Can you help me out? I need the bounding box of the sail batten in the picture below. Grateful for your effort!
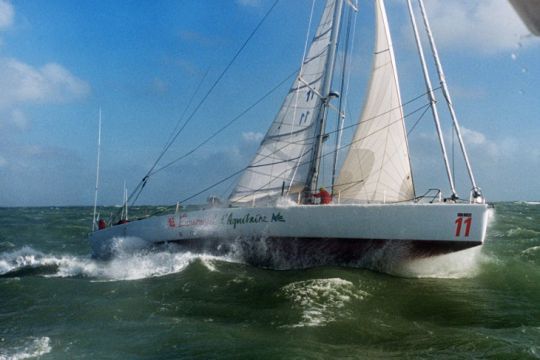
[229,0,340,205]
[335,0,414,203]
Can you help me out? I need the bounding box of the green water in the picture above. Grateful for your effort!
[1,203,539,359]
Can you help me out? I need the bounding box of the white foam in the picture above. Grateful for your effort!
[281,278,369,327]
[63,251,232,281]
[0,337,51,360]
[0,246,231,281]
[200,257,218,272]
[391,247,490,279]
[0,246,61,275]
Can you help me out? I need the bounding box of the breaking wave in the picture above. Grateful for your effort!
[0,337,51,360]
[0,246,231,281]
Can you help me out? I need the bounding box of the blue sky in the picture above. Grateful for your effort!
[0,0,538,206]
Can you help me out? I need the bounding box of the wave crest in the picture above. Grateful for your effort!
[0,246,230,281]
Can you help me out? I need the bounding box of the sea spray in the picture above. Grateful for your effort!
[275,197,298,208]
[389,247,489,279]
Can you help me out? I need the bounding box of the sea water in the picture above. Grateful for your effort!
[0,203,539,359]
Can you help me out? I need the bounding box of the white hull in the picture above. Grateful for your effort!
[89,202,489,268]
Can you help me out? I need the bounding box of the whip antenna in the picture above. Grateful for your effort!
[92,108,102,231]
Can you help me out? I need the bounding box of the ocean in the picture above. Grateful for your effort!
[0,202,539,359]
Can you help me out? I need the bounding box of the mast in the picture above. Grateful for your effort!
[229,0,343,205]
[123,181,128,221]
[92,108,102,231]
[331,2,357,196]
[306,0,344,196]
[416,0,481,199]
[406,0,457,199]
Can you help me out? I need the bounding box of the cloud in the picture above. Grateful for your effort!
[0,0,14,30]
[459,126,504,160]
[450,126,505,160]
[0,58,90,108]
[406,124,538,200]
[242,131,264,143]
[421,0,536,54]
[460,127,486,146]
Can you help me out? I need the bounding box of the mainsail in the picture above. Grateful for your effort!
[229,0,339,204]
[335,0,414,203]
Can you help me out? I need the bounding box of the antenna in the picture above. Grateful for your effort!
[123,180,128,221]
[92,108,102,231]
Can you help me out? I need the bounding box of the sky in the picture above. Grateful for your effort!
[0,0,538,206]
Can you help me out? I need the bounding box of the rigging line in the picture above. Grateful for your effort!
[331,104,431,155]
[249,86,439,167]
[286,0,317,195]
[130,0,280,206]
[250,84,440,167]
[407,103,431,136]
[289,0,316,146]
[238,105,429,204]
[178,168,246,205]
[135,38,437,211]
[127,68,211,208]
[247,150,309,169]
[168,91,433,207]
[230,104,431,204]
[162,67,211,153]
[158,0,280,156]
[452,121,455,186]
[248,100,432,170]
[324,110,431,193]
[150,68,297,177]
[337,109,430,197]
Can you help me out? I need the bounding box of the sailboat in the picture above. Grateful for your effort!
[90,0,489,268]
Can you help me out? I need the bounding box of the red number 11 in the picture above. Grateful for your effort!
[455,215,472,237]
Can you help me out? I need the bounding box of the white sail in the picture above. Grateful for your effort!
[335,0,414,203]
[229,0,338,205]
